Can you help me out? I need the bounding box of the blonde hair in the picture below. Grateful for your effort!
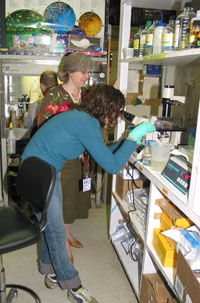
[57,53,92,83]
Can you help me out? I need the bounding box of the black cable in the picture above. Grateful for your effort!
[120,236,138,262]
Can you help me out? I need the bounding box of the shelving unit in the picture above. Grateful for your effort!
[110,0,200,301]
[121,48,200,66]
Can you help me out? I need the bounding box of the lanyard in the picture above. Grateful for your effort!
[80,151,90,178]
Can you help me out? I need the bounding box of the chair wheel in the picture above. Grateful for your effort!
[13,289,18,298]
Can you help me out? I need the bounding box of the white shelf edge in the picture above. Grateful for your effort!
[120,48,200,67]
[146,243,176,292]
[111,236,140,298]
[113,191,145,242]
[129,156,200,226]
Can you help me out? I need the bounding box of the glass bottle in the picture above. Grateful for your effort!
[189,10,200,48]
[133,25,144,57]
[162,15,176,52]
[174,2,196,49]
[139,21,152,57]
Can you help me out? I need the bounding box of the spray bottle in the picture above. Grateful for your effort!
[7,122,16,154]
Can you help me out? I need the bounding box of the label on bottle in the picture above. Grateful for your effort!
[146,33,153,47]
[7,137,16,154]
[180,17,190,48]
[134,39,139,50]
[189,34,195,46]
[174,23,181,48]
[163,33,174,50]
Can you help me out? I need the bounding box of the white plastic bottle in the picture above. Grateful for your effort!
[139,21,152,57]
[7,122,16,154]
[145,20,158,56]
[153,22,167,55]
[174,2,196,49]
[162,16,176,52]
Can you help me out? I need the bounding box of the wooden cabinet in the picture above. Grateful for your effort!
[110,0,200,300]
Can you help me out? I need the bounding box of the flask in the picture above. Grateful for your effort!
[145,20,158,56]
[162,15,176,51]
[153,22,166,55]
[7,122,16,154]
[133,26,144,57]
[174,2,196,49]
[189,10,200,48]
[139,21,152,57]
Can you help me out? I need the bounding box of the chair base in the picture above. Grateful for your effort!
[6,284,41,303]
[0,284,41,303]
[0,256,41,303]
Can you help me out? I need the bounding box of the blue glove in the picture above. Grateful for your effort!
[128,122,156,145]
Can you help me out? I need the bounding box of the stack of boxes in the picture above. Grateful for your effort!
[152,198,193,268]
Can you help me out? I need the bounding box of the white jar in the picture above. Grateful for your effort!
[153,22,166,55]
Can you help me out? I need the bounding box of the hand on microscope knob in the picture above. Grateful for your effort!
[128,122,156,145]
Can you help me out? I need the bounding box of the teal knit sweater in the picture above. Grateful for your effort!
[22,109,137,174]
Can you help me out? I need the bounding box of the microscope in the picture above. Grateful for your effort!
[155,85,186,145]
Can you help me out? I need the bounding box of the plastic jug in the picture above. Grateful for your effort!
[150,141,172,172]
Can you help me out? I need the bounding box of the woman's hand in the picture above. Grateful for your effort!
[128,122,156,145]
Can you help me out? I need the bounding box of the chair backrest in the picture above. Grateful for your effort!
[16,156,56,230]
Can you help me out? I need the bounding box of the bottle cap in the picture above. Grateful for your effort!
[146,20,152,27]
[156,22,167,27]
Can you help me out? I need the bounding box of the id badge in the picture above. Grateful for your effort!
[79,177,91,192]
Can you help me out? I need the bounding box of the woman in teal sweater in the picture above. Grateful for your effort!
[22,84,155,303]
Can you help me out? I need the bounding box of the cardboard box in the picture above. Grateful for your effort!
[115,174,144,200]
[175,250,200,303]
[140,273,177,303]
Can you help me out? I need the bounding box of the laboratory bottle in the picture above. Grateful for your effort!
[162,16,176,51]
[139,21,152,57]
[133,26,144,57]
[153,22,167,55]
[189,10,200,48]
[128,36,134,48]
[145,20,158,56]
[7,122,16,155]
[174,2,196,49]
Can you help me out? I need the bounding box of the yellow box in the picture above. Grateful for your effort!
[160,212,174,230]
[156,198,193,229]
[152,228,177,267]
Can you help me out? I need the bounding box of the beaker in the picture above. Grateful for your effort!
[150,141,172,172]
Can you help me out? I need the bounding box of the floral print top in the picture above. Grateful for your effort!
[37,84,89,126]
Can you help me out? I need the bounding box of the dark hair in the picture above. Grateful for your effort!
[40,71,58,86]
[40,71,58,95]
[78,84,125,127]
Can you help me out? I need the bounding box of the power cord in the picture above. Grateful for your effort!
[120,236,138,262]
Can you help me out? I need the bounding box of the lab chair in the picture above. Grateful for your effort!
[0,156,56,303]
